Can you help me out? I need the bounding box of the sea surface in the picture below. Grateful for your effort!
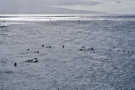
[0,15,135,90]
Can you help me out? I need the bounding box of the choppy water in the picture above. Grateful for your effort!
[0,16,135,90]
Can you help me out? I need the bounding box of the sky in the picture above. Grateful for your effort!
[0,0,135,15]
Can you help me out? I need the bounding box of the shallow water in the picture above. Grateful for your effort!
[0,18,135,90]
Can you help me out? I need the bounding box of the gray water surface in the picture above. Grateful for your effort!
[0,19,135,90]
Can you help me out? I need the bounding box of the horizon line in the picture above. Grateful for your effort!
[0,13,135,17]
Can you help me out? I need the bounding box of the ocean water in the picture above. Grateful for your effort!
[0,15,135,90]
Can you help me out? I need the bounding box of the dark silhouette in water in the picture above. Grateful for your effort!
[26,48,30,51]
[34,51,40,54]
[41,44,45,47]
[79,46,95,53]
[0,26,7,28]
[79,48,84,51]
[89,47,95,51]
[62,45,64,48]
[14,62,17,67]
[0,25,8,28]
[88,47,95,53]
[25,58,38,63]
[79,46,86,51]
[0,22,8,28]
[46,46,52,48]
